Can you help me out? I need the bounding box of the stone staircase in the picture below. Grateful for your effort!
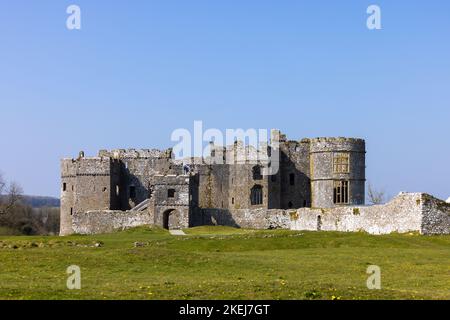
[130,199,150,212]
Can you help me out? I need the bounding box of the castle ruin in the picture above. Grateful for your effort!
[60,131,450,236]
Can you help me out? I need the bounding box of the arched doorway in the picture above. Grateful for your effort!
[162,209,178,230]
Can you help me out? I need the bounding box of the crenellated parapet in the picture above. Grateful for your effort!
[310,137,365,154]
[98,148,173,159]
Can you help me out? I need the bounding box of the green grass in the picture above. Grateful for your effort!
[0,226,449,300]
[0,226,21,236]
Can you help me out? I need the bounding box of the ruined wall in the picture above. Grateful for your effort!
[193,208,290,229]
[228,163,270,209]
[72,210,153,235]
[67,192,449,235]
[195,134,313,211]
[280,139,311,209]
[421,194,450,235]
[291,193,423,234]
[195,164,230,209]
[195,193,449,235]
[99,148,179,210]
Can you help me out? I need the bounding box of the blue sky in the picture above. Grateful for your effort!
[0,0,449,199]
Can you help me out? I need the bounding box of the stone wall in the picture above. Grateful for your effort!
[421,194,450,235]
[193,208,290,229]
[72,210,153,235]
[195,193,449,235]
[291,193,423,234]
[67,192,449,235]
[279,139,311,209]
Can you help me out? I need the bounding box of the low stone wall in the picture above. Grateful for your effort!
[198,193,450,235]
[69,193,450,235]
[291,193,423,234]
[194,208,291,229]
[72,210,153,235]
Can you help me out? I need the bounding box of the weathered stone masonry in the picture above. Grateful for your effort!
[60,132,449,235]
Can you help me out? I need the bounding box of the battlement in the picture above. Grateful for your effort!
[310,137,365,153]
[61,157,116,177]
[98,148,173,159]
[310,137,365,143]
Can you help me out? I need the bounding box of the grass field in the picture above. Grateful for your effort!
[0,226,449,300]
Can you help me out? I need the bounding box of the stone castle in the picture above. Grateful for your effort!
[60,131,450,236]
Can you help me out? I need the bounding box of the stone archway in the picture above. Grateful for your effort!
[162,209,181,230]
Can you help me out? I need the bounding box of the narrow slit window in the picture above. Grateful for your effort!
[129,186,136,199]
[289,173,295,186]
[168,189,176,198]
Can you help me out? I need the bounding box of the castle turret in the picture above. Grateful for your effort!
[60,156,121,235]
[310,137,366,208]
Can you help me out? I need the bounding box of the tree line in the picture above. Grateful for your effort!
[0,172,59,235]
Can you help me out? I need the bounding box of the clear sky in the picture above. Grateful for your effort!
[0,0,449,199]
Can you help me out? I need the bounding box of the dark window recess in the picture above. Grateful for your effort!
[70,208,73,216]
[271,174,277,182]
[251,185,263,205]
[303,200,307,207]
[232,198,235,204]
[63,183,67,192]
[168,189,176,198]
[289,173,295,186]
[333,180,349,204]
[129,186,136,199]
[288,201,293,208]
[252,166,262,180]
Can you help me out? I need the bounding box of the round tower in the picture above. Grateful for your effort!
[60,159,77,236]
[310,137,366,208]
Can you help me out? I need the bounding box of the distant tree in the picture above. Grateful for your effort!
[0,172,59,235]
[368,183,385,205]
[0,172,23,215]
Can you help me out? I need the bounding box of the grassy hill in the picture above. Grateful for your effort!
[0,226,449,300]
[0,195,60,208]
[19,195,60,208]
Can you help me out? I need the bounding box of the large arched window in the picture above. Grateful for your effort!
[251,185,263,205]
